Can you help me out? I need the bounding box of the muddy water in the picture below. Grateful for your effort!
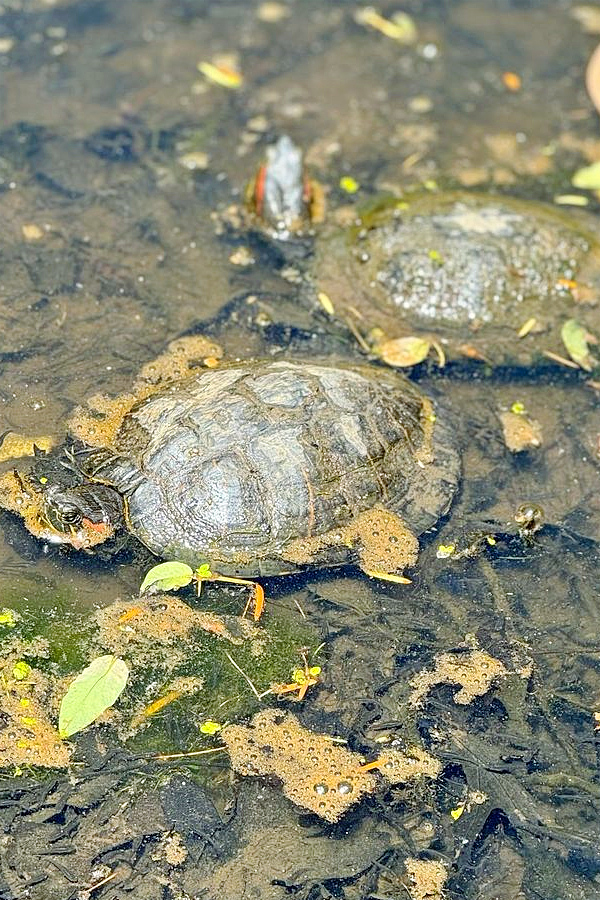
[1,1,600,898]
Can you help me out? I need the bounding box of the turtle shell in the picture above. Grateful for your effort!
[105,359,459,576]
[315,191,600,369]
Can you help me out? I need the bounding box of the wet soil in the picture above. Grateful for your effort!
[1,0,600,898]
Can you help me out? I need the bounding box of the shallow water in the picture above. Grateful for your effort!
[1,1,600,898]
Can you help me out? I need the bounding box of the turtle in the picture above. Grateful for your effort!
[243,137,600,371]
[0,337,460,587]
[313,189,600,369]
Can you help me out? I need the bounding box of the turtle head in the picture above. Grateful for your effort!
[39,482,125,549]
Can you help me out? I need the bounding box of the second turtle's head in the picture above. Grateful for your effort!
[249,135,317,236]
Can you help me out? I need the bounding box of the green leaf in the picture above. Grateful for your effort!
[195,563,213,580]
[561,318,598,371]
[59,655,129,738]
[572,161,600,190]
[139,561,194,594]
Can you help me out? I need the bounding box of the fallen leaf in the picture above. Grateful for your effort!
[59,656,129,738]
[376,336,431,367]
[502,71,521,92]
[140,561,194,594]
[354,7,417,43]
[561,318,598,371]
[197,60,243,89]
[554,193,589,206]
[572,160,600,189]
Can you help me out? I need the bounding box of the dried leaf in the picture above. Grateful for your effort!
[140,561,194,594]
[376,336,431,367]
[59,656,129,738]
[561,318,598,371]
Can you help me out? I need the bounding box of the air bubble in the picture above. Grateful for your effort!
[337,781,353,795]
[314,783,328,795]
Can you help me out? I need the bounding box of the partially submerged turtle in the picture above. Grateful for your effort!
[315,190,600,369]
[245,139,600,369]
[0,337,459,583]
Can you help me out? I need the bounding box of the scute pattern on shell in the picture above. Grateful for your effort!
[106,359,459,576]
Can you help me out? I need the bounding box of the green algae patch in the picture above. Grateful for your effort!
[0,584,321,768]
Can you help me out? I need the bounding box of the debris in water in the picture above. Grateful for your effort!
[499,407,543,452]
[409,639,509,706]
[223,709,377,821]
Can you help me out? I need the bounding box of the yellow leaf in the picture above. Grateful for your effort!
[572,161,600,190]
[197,61,243,89]
[339,175,360,194]
[364,570,412,584]
[200,720,222,735]
[436,544,456,559]
[450,804,465,820]
[317,291,335,315]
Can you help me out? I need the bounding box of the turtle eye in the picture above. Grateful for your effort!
[57,504,83,527]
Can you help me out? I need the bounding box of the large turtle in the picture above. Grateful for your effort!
[0,338,459,584]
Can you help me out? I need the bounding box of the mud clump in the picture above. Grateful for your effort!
[222,710,442,822]
[222,709,377,822]
[95,595,255,661]
[69,335,223,449]
[410,640,509,706]
[283,507,419,574]
[379,746,442,783]
[499,409,543,452]
[0,653,70,769]
[404,858,448,900]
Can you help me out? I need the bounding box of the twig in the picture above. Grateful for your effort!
[224,651,262,699]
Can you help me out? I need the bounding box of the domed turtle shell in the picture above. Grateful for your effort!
[93,359,459,577]
[315,191,600,369]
